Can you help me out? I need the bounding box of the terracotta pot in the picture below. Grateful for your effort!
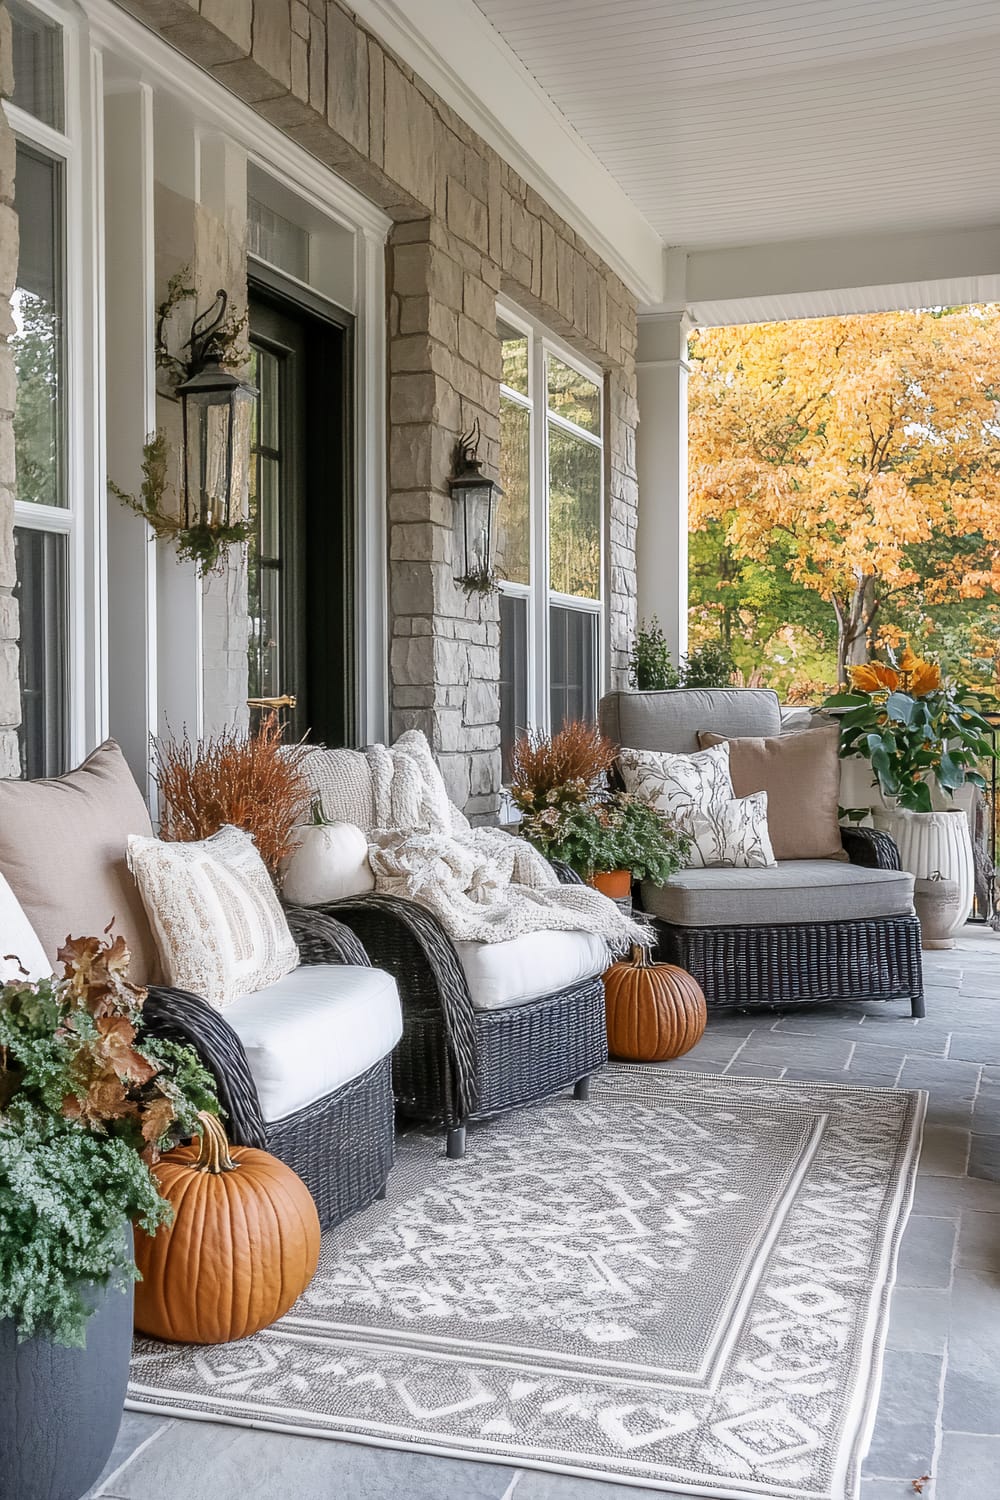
[588,868,632,900]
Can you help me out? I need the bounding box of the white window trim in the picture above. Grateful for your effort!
[8,0,104,770]
[497,296,605,741]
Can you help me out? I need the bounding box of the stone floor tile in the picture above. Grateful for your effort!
[955,1210,1000,1273]
[913,1172,1000,1215]
[918,1124,970,1176]
[861,1350,942,1481]
[885,1287,950,1354]
[947,1034,1000,1066]
[942,1364,1000,1434]
[933,1432,1000,1500]
[737,1033,857,1068]
[721,1061,787,1079]
[84,1414,171,1499]
[896,1057,982,1099]
[968,1133,1000,1182]
[860,1480,933,1499]
[896,1215,957,1289]
[921,1096,975,1130]
[99,1421,518,1500]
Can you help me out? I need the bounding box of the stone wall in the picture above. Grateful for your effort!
[0,5,21,777]
[123,1,641,810]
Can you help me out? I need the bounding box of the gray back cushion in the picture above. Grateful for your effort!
[599,689,782,753]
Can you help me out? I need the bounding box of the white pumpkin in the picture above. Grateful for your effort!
[280,821,375,906]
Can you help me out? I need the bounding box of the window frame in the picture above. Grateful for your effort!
[496,297,606,753]
[8,0,103,772]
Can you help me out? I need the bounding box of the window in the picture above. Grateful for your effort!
[496,309,604,775]
[10,3,74,776]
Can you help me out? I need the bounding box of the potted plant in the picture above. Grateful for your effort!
[822,644,999,937]
[0,931,218,1500]
[519,791,690,899]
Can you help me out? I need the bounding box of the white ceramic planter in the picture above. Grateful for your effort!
[875,807,974,939]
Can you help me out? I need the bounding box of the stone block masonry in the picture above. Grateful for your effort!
[0,4,21,776]
[120,2,640,812]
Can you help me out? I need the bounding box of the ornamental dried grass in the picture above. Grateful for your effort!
[152,712,308,876]
[509,720,617,814]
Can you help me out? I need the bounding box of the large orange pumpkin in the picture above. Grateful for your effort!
[134,1112,321,1344]
[604,947,707,1062]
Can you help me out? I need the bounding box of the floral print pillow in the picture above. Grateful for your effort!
[618,743,776,869]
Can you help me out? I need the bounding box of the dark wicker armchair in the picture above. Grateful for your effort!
[600,688,924,1019]
[140,907,396,1228]
[645,824,924,1015]
[319,863,608,1159]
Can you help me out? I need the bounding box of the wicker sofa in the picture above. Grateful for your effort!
[292,747,609,1159]
[599,688,925,1017]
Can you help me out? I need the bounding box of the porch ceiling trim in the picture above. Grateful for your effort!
[348,0,665,304]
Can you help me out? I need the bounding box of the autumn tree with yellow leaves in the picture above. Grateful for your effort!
[688,307,1000,684]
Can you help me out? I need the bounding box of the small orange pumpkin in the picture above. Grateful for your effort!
[134,1112,321,1344]
[604,947,707,1062]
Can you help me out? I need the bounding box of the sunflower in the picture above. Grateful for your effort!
[907,659,942,696]
[848,662,900,693]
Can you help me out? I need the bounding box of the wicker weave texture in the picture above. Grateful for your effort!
[653,913,924,1014]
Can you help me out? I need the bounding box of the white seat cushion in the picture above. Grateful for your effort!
[455,930,609,1012]
[224,964,402,1123]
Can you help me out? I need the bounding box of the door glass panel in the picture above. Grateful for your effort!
[256,347,280,453]
[258,456,280,559]
[499,319,528,396]
[10,1,64,132]
[14,527,68,777]
[549,605,597,733]
[499,592,528,781]
[546,354,601,434]
[497,395,530,587]
[258,565,280,699]
[12,141,65,508]
[548,422,601,599]
[248,339,283,703]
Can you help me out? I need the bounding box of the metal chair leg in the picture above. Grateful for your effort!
[574,1075,591,1102]
[446,1123,467,1159]
[911,992,926,1019]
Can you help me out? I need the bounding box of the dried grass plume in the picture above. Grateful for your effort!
[152,712,308,877]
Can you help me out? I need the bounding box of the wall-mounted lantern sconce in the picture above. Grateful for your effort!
[175,289,257,532]
[449,418,503,596]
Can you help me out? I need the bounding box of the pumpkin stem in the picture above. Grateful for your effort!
[193,1110,239,1173]
[632,944,653,968]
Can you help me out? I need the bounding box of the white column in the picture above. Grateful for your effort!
[635,310,694,668]
[103,82,158,806]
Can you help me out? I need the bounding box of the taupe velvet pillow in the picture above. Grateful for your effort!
[697,726,845,862]
[0,740,162,983]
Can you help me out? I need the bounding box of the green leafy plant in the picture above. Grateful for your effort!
[628,621,735,690]
[681,640,736,688]
[0,931,218,1345]
[822,644,999,812]
[521,792,689,883]
[628,617,680,691]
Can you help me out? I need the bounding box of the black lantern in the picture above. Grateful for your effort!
[449,419,502,594]
[175,289,256,530]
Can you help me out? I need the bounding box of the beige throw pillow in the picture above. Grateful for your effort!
[0,740,161,983]
[128,825,299,1009]
[697,727,845,861]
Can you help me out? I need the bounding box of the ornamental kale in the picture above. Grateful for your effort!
[521,791,690,884]
[0,931,218,1345]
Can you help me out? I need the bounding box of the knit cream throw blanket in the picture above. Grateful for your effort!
[363,732,649,951]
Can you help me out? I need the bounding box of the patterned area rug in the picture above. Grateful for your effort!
[128,1067,925,1500]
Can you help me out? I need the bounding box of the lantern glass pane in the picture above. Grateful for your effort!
[497,395,530,586]
[548,422,600,599]
[459,482,494,578]
[229,387,255,524]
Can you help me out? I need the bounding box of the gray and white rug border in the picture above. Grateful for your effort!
[127,1067,928,1500]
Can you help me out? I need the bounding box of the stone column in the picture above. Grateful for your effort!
[635,310,694,668]
[0,4,21,777]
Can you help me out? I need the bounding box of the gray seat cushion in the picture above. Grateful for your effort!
[600,688,781,754]
[641,860,915,928]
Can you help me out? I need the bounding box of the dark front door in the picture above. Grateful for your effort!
[247,276,354,746]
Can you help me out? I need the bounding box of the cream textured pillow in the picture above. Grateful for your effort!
[128,826,299,1009]
[618,743,776,869]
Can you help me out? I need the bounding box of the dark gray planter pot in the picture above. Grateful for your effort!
[0,1234,133,1500]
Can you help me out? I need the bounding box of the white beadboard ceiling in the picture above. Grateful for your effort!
[471,0,1000,253]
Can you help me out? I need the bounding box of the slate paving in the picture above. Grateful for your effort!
[88,929,1000,1500]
